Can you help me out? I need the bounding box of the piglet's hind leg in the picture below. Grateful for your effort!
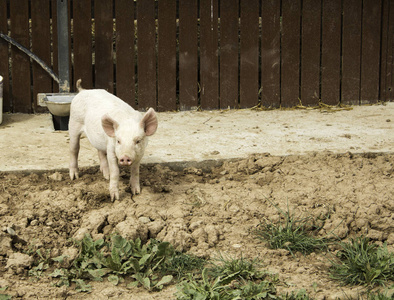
[69,122,82,180]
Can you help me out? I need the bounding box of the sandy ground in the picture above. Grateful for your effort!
[0,103,394,172]
[0,104,393,299]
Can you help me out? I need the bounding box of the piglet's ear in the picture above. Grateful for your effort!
[141,108,158,136]
[102,114,119,137]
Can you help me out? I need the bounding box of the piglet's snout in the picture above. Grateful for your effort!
[119,155,133,166]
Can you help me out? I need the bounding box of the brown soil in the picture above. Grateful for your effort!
[0,152,393,299]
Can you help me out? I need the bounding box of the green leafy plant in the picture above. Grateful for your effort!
[255,201,332,255]
[0,287,12,300]
[47,234,175,291]
[28,248,51,278]
[330,236,394,287]
[230,279,278,299]
[176,268,236,300]
[280,289,311,300]
[73,234,175,290]
[176,255,278,300]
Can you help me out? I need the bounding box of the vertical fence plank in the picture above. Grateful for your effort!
[0,0,10,112]
[219,0,238,109]
[178,0,198,110]
[73,0,93,89]
[51,0,59,93]
[137,0,156,110]
[10,0,31,113]
[115,0,135,106]
[379,0,389,102]
[31,0,52,112]
[321,0,341,105]
[342,0,362,105]
[300,0,321,106]
[360,0,382,103]
[261,0,280,108]
[386,0,394,101]
[158,0,176,111]
[95,0,114,92]
[239,0,259,108]
[200,0,219,109]
[281,0,301,107]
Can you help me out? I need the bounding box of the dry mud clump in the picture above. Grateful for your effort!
[0,152,393,299]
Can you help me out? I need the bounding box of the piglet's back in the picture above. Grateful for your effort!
[71,89,140,123]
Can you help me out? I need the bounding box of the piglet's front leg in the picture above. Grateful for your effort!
[130,162,141,195]
[107,151,120,201]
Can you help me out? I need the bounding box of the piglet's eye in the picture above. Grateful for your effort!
[117,139,121,145]
[136,139,141,144]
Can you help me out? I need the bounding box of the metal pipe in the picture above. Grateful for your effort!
[0,33,59,83]
[57,0,70,92]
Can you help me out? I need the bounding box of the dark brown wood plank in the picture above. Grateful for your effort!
[115,0,135,106]
[178,0,198,110]
[10,0,31,113]
[199,0,219,110]
[321,0,341,105]
[219,0,238,109]
[31,0,52,112]
[386,0,394,101]
[157,0,176,111]
[95,0,114,92]
[360,0,382,103]
[281,0,301,107]
[341,0,362,105]
[51,0,59,93]
[0,0,10,112]
[73,0,93,90]
[379,0,389,101]
[137,0,156,110]
[239,0,259,108]
[300,0,321,106]
[261,0,280,108]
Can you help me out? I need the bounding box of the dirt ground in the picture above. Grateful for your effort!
[1,151,393,299]
[0,104,394,299]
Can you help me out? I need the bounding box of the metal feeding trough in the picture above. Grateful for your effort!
[38,93,76,117]
[38,93,76,131]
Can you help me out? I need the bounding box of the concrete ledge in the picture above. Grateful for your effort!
[1,103,393,172]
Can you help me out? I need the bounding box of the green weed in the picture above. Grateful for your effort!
[330,236,394,287]
[176,255,278,300]
[0,287,11,300]
[255,201,332,255]
[280,289,311,300]
[46,234,175,291]
[367,288,394,300]
[160,251,207,280]
[28,248,51,278]
[208,253,266,281]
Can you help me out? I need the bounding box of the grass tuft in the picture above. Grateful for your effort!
[330,236,394,287]
[208,253,267,281]
[160,251,207,280]
[255,201,333,255]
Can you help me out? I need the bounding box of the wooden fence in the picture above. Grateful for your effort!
[0,0,393,113]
